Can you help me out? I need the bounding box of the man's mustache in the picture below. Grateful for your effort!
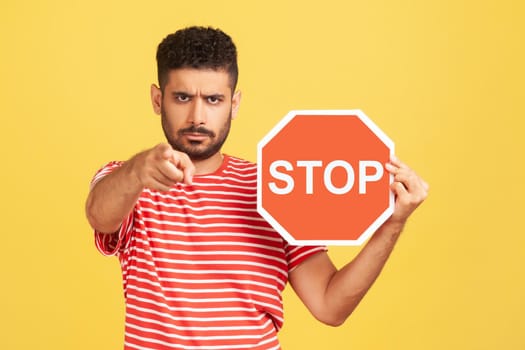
[178,126,216,138]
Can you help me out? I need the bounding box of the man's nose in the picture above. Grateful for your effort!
[189,99,206,125]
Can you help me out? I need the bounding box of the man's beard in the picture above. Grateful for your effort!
[161,108,232,161]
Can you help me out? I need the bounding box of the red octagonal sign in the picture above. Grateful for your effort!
[257,110,395,246]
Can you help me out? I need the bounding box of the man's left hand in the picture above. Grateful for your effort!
[383,156,429,231]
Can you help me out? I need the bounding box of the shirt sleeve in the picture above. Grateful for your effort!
[90,161,134,257]
[285,244,327,272]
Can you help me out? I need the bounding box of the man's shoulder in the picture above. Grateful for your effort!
[224,155,257,171]
[221,154,258,181]
[90,160,125,187]
[226,154,256,167]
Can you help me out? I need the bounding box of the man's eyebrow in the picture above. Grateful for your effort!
[172,91,194,97]
[171,92,225,99]
[204,93,226,99]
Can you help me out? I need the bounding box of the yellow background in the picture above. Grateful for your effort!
[1,0,524,349]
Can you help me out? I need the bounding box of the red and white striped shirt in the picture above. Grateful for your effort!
[92,155,325,350]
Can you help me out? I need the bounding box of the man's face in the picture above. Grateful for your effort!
[154,68,240,161]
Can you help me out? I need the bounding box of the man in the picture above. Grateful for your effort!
[86,26,428,350]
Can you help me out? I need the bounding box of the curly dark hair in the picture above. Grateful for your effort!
[156,26,238,92]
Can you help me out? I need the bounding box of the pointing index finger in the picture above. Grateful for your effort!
[175,152,195,185]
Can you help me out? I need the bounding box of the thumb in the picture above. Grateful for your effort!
[157,143,173,160]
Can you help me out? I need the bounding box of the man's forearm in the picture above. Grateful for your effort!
[85,161,143,234]
[324,222,404,325]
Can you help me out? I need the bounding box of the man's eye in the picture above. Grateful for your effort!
[207,96,221,104]
[177,95,190,102]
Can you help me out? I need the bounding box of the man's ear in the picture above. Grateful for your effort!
[231,90,242,120]
[150,84,162,115]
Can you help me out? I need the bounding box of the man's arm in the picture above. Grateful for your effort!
[85,143,195,234]
[289,156,428,326]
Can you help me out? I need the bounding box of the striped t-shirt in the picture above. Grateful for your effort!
[92,155,325,350]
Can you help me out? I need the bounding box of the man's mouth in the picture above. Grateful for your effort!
[184,132,209,142]
[179,126,215,140]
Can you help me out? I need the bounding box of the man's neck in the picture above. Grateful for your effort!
[192,152,224,175]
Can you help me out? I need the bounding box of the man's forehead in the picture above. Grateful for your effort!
[165,68,232,93]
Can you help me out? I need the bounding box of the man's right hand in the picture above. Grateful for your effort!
[86,143,195,234]
[129,143,195,191]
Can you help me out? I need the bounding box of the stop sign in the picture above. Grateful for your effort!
[257,110,395,246]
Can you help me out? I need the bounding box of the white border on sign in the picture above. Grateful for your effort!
[257,109,395,246]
